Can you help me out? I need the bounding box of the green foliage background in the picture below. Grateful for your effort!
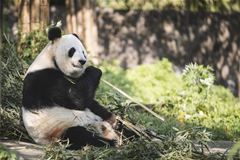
[98,59,181,104]
[98,60,240,142]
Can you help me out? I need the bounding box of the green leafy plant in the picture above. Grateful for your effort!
[40,140,78,160]
[97,91,136,120]
[0,145,18,160]
[156,63,240,141]
[181,63,215,113]
[98,58,182,104]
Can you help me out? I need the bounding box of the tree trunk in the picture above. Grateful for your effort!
[66,0,98,64]
[18,0,31,34]
[18,0,49,55]
[81,0,98,64]
[76,0,83,41]
[66,0,73,33]
[40,0,50,26]
[0,0,2,106]
[30,0,40,30]
[18,0,31,55]
[70,0,77,33]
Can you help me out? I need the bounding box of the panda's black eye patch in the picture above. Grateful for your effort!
[68,47,76,57]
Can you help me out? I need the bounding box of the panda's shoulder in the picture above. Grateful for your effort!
[85,66,102,77]
[85,66,101,72]
[25,68,63,83]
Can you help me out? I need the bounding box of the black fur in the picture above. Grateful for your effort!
[68,47,76,57]
[22,66,112,121]
[72,33,80,39]
[48,27,62,41]
[62,126,117,149]
[115,121,139,141]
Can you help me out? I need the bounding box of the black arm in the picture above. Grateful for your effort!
[73,66,113,120]
[87,100,112,120]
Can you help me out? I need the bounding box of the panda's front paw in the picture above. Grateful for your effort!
[107,114,121,129]
[108,139,119,147]
[107,114,116,125]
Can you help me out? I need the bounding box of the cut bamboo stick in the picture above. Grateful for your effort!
[101,78,165,121]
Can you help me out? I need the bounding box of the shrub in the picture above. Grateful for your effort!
[98,58,182,104]
[0,145,17,160]
[155,63,240,141]
[98,61,240,141]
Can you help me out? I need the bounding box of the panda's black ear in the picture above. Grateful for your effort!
[48,27,62,41]
[72,33,80,40]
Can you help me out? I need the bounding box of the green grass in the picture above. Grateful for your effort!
[1,35,31,142]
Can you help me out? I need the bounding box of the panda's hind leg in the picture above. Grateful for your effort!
[62,126,117,150]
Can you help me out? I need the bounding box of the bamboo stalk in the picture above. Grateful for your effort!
[100,78,165,121]
[116,116,151,139]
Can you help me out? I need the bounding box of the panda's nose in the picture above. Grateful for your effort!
[79,60,86,65]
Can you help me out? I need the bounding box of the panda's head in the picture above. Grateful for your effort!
[48,27,88,78]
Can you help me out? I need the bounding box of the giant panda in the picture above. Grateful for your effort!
[22,27,135,150]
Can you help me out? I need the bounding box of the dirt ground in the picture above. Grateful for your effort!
[0,139,236,160]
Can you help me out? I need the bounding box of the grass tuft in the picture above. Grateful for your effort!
[1,34,31,142]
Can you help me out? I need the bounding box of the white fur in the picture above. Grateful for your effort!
[26,42,55,75]
[26,34,88,78]
[22,107,118,145]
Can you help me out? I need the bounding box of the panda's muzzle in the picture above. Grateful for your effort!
[79,60,86,65]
